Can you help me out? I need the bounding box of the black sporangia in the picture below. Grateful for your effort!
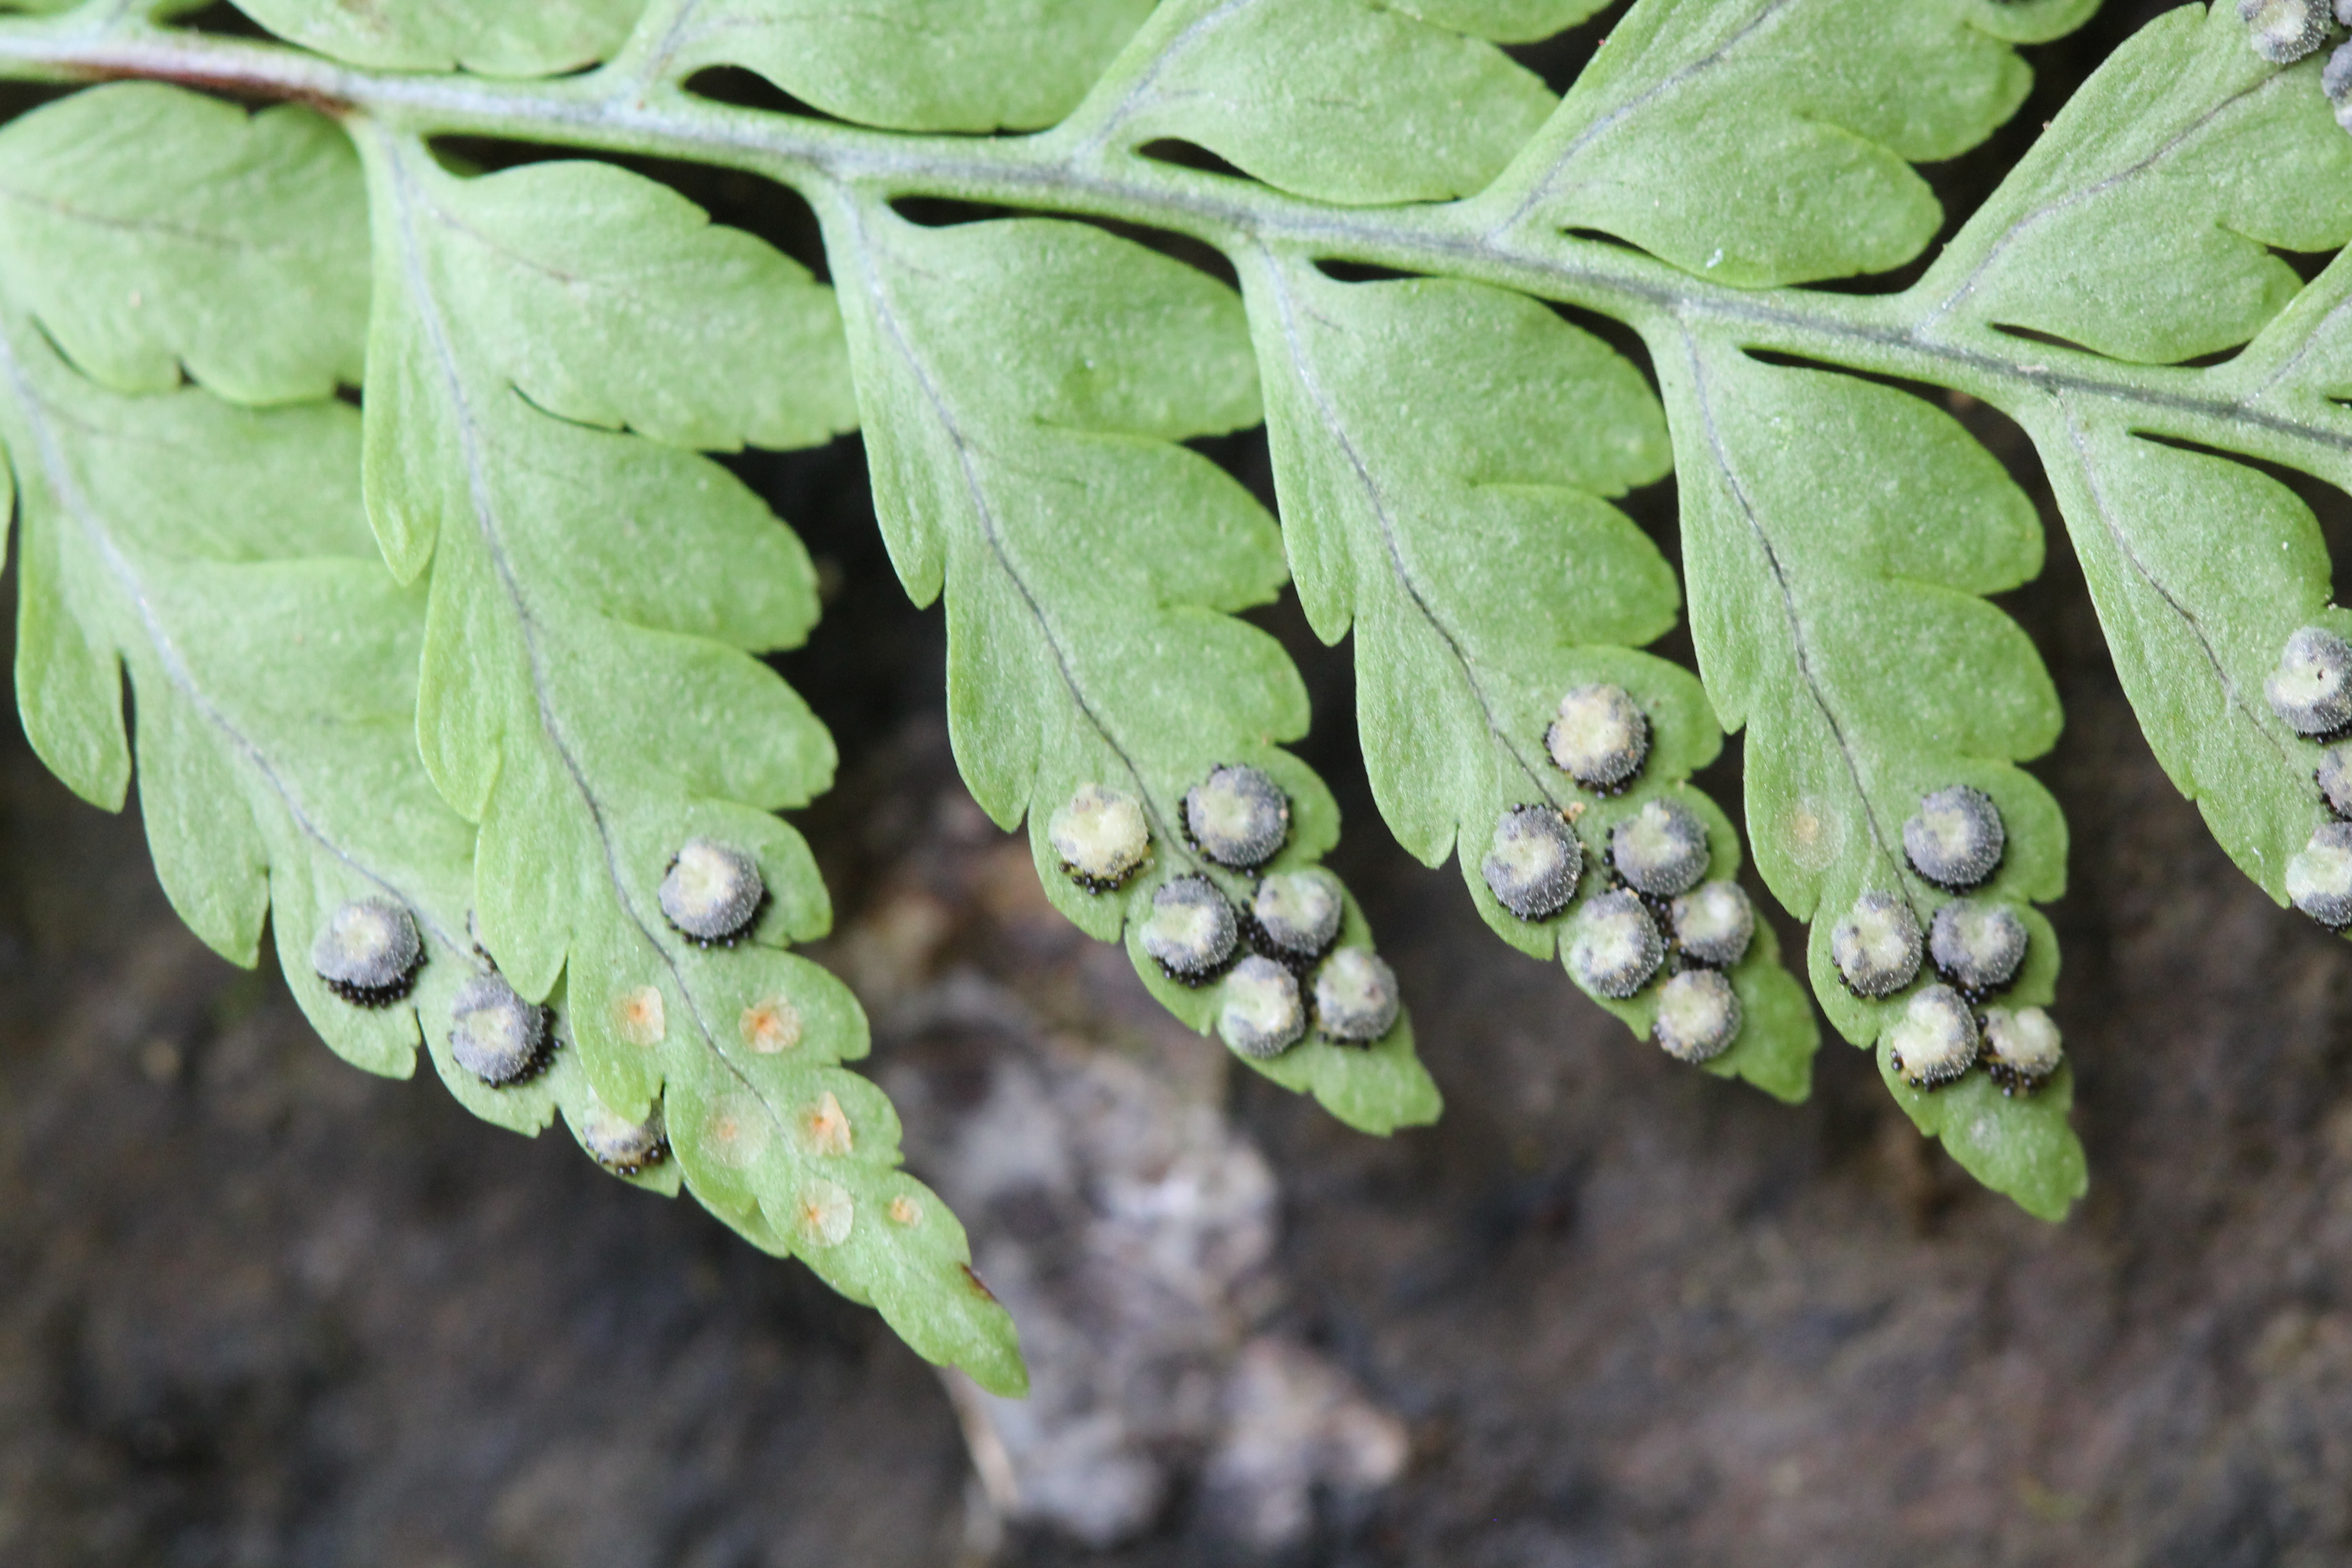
[1669,881,1754,968]
[1609,798,1709,898]
[658,837,765,946]
[1981,1006,2065,1096]
[1544,682,1649,793]
[1482,804,1583,922]
[1886,984,1980,1090]
[1903,786,2005,892]
[311,897,423,1006]
[1653,968,1741,1064]
[1141,873,1239,981]
[2326,38,2352,121]
[448,973,553,1086]
[1048,782,1151,891]
[1251,868,1343,960]
[1567,889,1665,999]
[2317,743,2352,818]
[2241,0,2332,62]
[1312,948,1401,1043]
[576,1099,670,1175]
[2266,625,2352,738]
[2288,820,2352,928]
[1928,899,2028,996]
[1832,891,1923,998]
[1218,954,1307,1058]
[1183,764,1290,870]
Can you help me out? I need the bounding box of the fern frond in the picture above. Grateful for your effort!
[0,82,364,402]
[1242,255,1816,1101]
[1476,0,2102,285]
[1062,0,1556,204]
[1905,3,2352,950]
[232,0,641,75]
[347,128,1019,1389]
[40,0,2352,1251]
[649,0,1158,132]
[823,199,1439,1133]
[1654,344,2078,1214]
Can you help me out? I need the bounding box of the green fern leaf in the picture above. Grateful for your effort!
[0,83,366,402]
[1475,0,2102,285]
[0,318,586,1131]
[1906,3,2352,934]
[1067,0,1555,203]
[652,0,1157,132]
[823,200,1439,1134]
[28,0,2334,1241]
[1916,3,2352,364]
[1656,344,2078,1213]
[0,76,1019,1390]
[348,129,1022,1391]
[1391,0,1610,45]
[1243,257,1815,1101]
[232,0,642,75]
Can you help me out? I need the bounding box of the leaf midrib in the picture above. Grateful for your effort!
[4,18,2347,476]
[375,124,753,1072]
[0,307,475,962]
[835,193,1218,889]
[1255,247,1568,834]
[1678,329,1915,922]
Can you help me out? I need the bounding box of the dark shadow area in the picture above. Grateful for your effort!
[162,2,280,41]
[1501,0,1637,97]
[1134,138,1253,182]
[1311,258,1430,285]
[1988,320,2133,360]
[680,64,848,126]
[427,137,832,282]
[2274,246,2339,286]
[891,197,1241,289]
[2132,429,2352,571]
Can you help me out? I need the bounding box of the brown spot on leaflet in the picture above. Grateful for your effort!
[741,995,801,1053]
[613,984,665,1046]
[801,1091,853,1156]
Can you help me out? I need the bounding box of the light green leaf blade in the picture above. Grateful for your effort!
[1880,1051,2086,1222]
[1392,0,1609,44]
[1242,257,1815,1097]
[824,200,1439,1135]
[1478,0,2099,286]
[0,303,508,1099]
[1066,0,1555,205]
[356,126,1019,1388]
[1902,4,2352,934]
[0,83,366,403]
[375,157,854,453]
[2032,416,2338,905]
[233,0,641,76]
[1916,2,2352,365]
[651,0,1155,132]
[1657,337,2078,1216]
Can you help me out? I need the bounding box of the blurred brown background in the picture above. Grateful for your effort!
[6,2,2349,1563]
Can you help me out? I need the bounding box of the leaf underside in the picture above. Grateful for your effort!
[10,0,2352,1367]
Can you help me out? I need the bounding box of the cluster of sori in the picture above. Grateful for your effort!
[1479,682,1756,1066]
[2242,0,2352,125]
[2269,627,2352,929]
[305,835,766,1172]
[1826,786,2064,1098]
[1047,765,1400,1062]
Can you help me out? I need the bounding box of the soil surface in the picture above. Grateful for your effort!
[6,4,2351,1564]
